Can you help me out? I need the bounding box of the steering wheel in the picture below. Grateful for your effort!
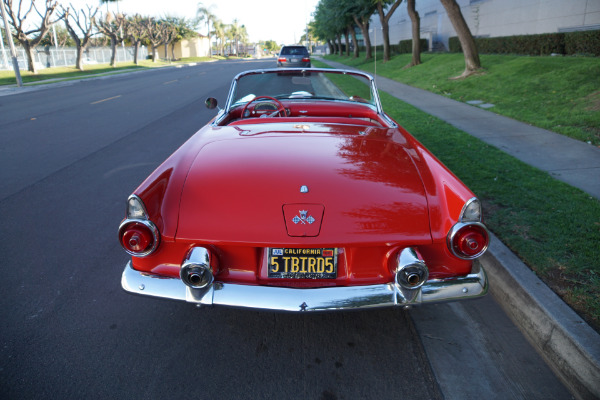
[241,96,286,118]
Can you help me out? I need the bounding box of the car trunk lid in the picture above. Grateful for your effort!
[176,131,431,245]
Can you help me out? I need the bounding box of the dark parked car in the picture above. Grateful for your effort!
[277,45,311,68]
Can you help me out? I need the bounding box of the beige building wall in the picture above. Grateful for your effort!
[168,36,210,59]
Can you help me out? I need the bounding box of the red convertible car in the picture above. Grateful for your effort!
[119,68,489,312]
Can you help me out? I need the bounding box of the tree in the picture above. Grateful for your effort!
[165,17,197,60]
[261,39,279,54]
[3,0,63,73]
[239,24,248,55]
[348,24,359,58]
[232,20,242,55]
[61,3,99,71]
[196,2,215,57]
[212,18,225,56]
[158,17,179,61]
[39,23,73,47]
[312,0,347,57]
[95,11,125,67]
[124,14,147,65]
[348,0,377,60]
[142,17,169,62]
[439,0,481,77]
[405,0,421,67]
[374,0,403,62]
[343,26,350,56]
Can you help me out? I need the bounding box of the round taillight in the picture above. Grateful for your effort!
[118,220,159,256]
[447,222,489,260]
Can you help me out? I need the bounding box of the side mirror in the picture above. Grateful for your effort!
[205,97,218,110]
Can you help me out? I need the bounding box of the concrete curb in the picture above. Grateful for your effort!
[481,232,600,400]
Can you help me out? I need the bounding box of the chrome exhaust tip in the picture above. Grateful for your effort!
[396,248,429,290]
[181,247,214,289]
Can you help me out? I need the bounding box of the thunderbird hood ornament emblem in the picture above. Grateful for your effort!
[293,210,315,225]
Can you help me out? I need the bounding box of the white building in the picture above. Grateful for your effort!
[369,0,600,51]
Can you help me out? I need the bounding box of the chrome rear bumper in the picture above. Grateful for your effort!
[121,262,487,312]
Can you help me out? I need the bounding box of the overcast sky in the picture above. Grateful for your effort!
[61,0,319,45]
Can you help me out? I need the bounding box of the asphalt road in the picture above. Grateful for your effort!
[0,59,572,399]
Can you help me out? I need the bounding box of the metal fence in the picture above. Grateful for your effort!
[0,46,149,70]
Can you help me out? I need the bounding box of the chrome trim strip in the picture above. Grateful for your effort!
[121,262,487,312]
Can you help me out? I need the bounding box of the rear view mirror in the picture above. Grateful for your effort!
[205,97,218,109]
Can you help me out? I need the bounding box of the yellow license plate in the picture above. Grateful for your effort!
[268,248,337,279]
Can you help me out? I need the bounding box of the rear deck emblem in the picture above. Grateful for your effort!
[293,210,315,225]
[300,185,309,193]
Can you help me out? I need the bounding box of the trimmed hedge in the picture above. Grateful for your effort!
[449,30,600,56]
[565,30,600,55]
[398,38,429,53]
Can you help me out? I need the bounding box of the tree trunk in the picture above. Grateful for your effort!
[354,16,372,60]
[21,41,37,73]
[171,43,176,61]
[110,37,117,67]
[439,0,481,77]
[152,45,159,62]
[406,0,421,67]
[133,42,140,65]
[76,46,84,71]
[344,29,350,56]
[376,0,402,63]
[363,21,372,60]
[349,25,359,58]
[326,40,334,55]
[381,23,390,62]
[375,2,390,62]
[336,34,342,56]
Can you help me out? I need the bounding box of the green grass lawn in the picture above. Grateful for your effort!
[323,53,600,145]
[314,58,600,331]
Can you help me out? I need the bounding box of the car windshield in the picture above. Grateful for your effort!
[228,69,379,111]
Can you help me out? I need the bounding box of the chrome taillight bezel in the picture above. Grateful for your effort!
[447,221,489,260]
[118,219,160,257]
[118,195,160,257]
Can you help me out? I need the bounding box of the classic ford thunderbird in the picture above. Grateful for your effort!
[119,68,489,312]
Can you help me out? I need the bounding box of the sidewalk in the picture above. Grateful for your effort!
[320,59,600,399]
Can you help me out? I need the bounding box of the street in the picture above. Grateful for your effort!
[0,59,572,399]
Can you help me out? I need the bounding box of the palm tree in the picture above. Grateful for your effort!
[212,19,226,56]
[196,3,216,57]
[238,24,249,56]
[225,22,238,56]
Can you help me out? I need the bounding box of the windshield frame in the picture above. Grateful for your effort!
[223,68,385,116]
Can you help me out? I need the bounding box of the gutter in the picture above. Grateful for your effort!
[480,232,600,400]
